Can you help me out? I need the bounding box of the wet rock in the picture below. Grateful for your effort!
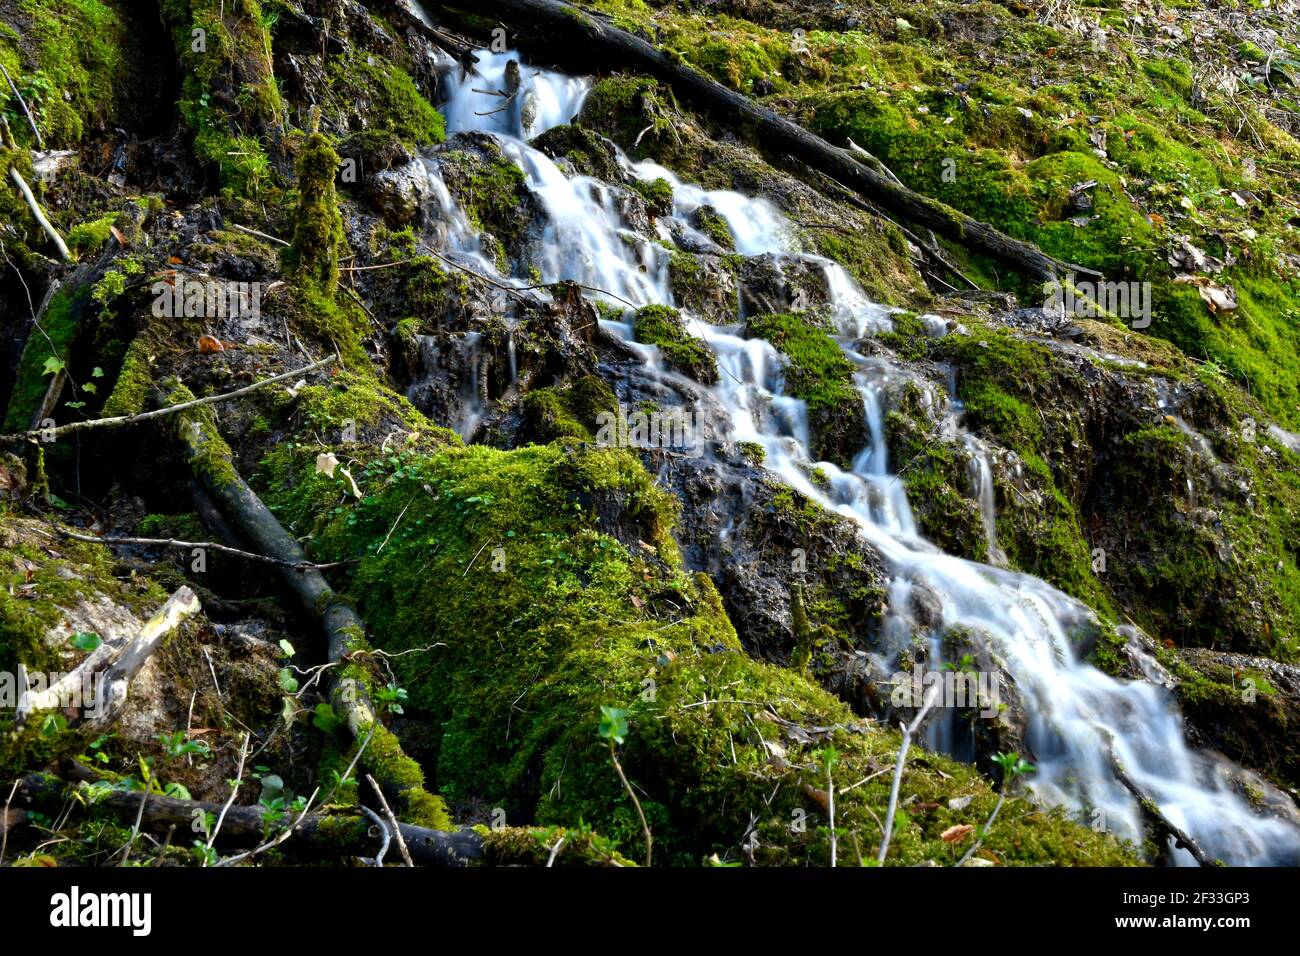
[650,452,891,714]
[668,251,739,324]
[366,159,433,228]
[738,253,830,316]
[529,124,625,183]
[1174,647,1300,791]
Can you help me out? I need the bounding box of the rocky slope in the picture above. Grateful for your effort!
[0,0,1296,866]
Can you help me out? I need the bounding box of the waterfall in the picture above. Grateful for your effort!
[416,49,1300,864]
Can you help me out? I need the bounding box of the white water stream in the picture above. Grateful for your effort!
[415,48,1300,864]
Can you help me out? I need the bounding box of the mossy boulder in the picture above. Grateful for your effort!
[263,442,1137,865]
[435,134,541,270]
[745,311,867,468]
[529,124,623,183]
[632,305,718,383]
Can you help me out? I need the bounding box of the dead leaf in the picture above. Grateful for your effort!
[802,783,830,812]
[110,225,127,247]
[941,824,974,843]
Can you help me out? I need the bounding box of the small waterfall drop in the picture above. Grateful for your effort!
[412,50,1300,865]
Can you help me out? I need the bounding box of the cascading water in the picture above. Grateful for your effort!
[415,48,1300,865]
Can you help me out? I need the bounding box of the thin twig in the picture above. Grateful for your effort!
[206,733,250,855]
[8,167,71,263]
[955,790,1005,867]
[546,835,566,867]
[0,354,337,444]
[55,528,356,570]
[360,805,390,866]
[119,785,151,866]
[366,774,414,867]
[609,743,652,867]
[0,779,19,865]
[231,223,289,247]
[0,63,42,147]
[876,683,941,864]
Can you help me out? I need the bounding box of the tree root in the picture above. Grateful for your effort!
[165,383,442,825]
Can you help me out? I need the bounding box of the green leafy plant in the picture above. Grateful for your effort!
[597,705,651,866]
[373,682,408,715]
[954,751,1036,866]
[156,730,211,760]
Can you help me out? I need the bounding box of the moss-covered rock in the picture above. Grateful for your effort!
[260,441,1137,865]
[283,130,345,296]
[746,311,866,467]
[632,304,718,383]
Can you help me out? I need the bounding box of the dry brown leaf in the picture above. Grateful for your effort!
[802,782,830,812]
[941,824,974,843]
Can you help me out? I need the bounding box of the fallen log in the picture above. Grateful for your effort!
[6,773,482,866]
[165,384,438,822]
[449,0,1096,282]
[15,586,201,728]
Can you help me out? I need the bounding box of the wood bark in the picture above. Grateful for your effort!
[7,773,483,866]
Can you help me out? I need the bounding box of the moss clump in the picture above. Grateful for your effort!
[529,124,622,182]
[576,75,671,154]
[436,145,533,264]
[632,305,718,383]
[66,214,118,258]
[693,205,734,250]
[161,0,284,199]
[0,0,124,147]
[264,442,1135,865]
[283,131,345,296]
[745,312,855,410]
[2,283,82,431]
[886,392,989,563]
[326,51,445,150]
[100,335,155,417]
[476,824,632,866]
[631,177,673,218]
[520,375,618,444]
[745,311,866,466]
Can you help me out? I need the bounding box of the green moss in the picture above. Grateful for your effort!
[631,177,673,217]
[283,131,345,295]
[530,124,622,181]
[326,51,445,150]
[693,205,734,250]
[745,312,855,410]
[0,0,124,146]
[2,283,81,431]
[261,441,1135,865]
[436,145,531,261]
[66,215,118,258]
[476,823,632,866]
[632,305,718,383]
[100,336,155,417]
[161,0,284,199]
[520,375,618,444]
